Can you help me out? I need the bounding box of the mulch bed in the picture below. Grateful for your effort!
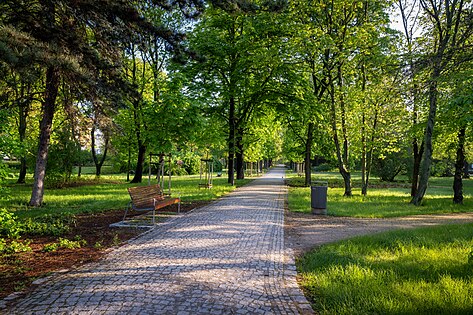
[0,201,209,300]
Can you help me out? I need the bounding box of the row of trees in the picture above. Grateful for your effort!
[1,0,472,207]
[279,0,473,205]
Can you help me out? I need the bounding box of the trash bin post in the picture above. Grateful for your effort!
[311,181,328,215]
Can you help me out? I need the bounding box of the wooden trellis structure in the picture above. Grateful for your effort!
[148,153,172,195]
[199,158,213,189]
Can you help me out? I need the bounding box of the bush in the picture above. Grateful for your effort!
[213,159,223,173]
[373,154,406,182]
[181,152,201,175]
[314,163,334,172]
[431,159,454,177]
[42,236,86,252]
[20,213,75,236]
[0,163,11,201]
[0,238,31,254]
[0,208,22,239]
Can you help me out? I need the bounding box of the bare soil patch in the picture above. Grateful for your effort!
[0,201,209,300]
[285,211,473,258]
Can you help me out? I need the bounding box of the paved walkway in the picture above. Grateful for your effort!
[7,167,313,314]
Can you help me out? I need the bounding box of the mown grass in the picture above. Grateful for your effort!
[287,171,473,218]
[298,223,473,315]
[1,173,253,219]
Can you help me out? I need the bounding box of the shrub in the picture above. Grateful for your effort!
[181,152,201,175]
[0,208,22,239]
[42,236,87,252]
[373,154,405,182]
[0,238,32,254]
[314,163,334,172]
[20,213,75,236]
[431,159,454,177]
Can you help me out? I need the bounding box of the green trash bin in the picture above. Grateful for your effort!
[311,181,328,215]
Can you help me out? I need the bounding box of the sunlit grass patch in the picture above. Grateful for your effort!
[287,171,472,218]
[2,173,252,219]
[298,223,473,314]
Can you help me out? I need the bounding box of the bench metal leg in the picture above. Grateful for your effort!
[123,203,131,222]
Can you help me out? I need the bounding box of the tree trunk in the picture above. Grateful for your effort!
[304,122,313,186]
[131,144,146,183]
[29,67,60,207]
[91,126,109,177]
[453,127,466,204]
[411,70,439,205]
[331,65,352,196]
[410,140,424,197]
[17,98,29,184]
[361,112,366,195]
[227,95,235,185]
[236,127,244,180]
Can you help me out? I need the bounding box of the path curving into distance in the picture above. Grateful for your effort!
[6,166,313,315]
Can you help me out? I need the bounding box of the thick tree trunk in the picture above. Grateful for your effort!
[411,71,439,205]
[127,142,131,182]
[453,127,466,204]
[235,126,244,180]
[29,67,60,207]
[131,144,146,183]
[411,140,424,197]
[331,65,352,196]
[227,96,235,185]
[304,122,313,186]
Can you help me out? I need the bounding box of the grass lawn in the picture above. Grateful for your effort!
[287,171,473,218]
[297,223,473,315]
[1,173,253,219]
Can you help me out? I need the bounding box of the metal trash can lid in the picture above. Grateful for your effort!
[311,181,328,187]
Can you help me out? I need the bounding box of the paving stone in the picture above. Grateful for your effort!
[4,166,312,314]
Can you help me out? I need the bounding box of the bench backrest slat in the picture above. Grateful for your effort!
[128,184,163,209]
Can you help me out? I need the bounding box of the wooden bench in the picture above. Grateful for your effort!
[123,184,180,225]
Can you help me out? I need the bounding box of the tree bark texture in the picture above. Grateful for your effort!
[330,66,352,196]
[235,127,244,180]
[17,98,29,184]
[453,127,466,204]
[227,95,235,185]
[411,140,424,197]
[411,71,439,205]
[130,104,146,183]
[304,122,313,186]
[131,144,146,183]
[29,67,60,207]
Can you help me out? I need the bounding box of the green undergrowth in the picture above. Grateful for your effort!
[287,172,472,218]
[298,223,473,315]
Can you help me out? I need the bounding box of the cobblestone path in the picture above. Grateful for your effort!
[7,167,313,314]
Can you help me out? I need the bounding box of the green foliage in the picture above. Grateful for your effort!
[180,152,201,175]
[0,208,22,239]
[20,213,75,236]
[0,238,31,254]
[0,163,11,201]
[46,126,82,187]
[373,152,406,182]
[314,163,335,172]
[43,236,86,252]
[431,159,455,177]
[298,223,473,314]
